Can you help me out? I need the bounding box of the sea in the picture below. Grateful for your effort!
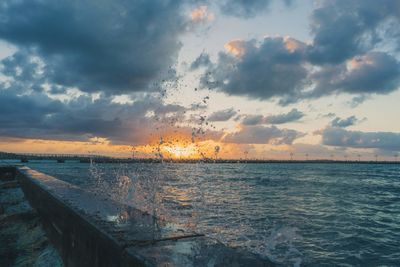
[5,161,400,266]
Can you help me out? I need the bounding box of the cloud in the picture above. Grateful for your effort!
[242,108,304,125]
[196,1,400,104]
[310,52,400,98]
[348,95,369,108]
[218,0,293,18]
[223,125,304,144]
[208,108,237,121]
[319,112,336,119]
[307,0,400,65]
[219,0,272,18]
[0,0,187,94]
[201,37,309,103]
[0,82,197,144]
[200,44,400,104]
[190,52,212,70]
[0,58,228,145]
[264,108,304,124]
[224,40,249,57]
[241,115,265,125]
[0,49,227,146]
[0,90,64,128]
[330,115,361,128]
[321,127,400,151]
[190,6,214,22]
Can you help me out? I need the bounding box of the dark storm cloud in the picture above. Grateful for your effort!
[330,116,359,128]
[0,90,64,128]
[0,82,191,144]
[0,45,223,145]
[208,108,237,121]
[200,41,400,105]
[201,37,308,102]
[241,108,304,125]
[1,50,42,86]
[0,0,186,94]
[43,96,194,144]
[223,125,304,145]
[321,127,400,151]
[198,1,400,104]
[307,0,400,65]
[0,49,48,94]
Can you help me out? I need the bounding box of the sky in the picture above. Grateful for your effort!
[0,0,400,160]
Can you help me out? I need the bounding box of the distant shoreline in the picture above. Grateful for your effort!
[78,158,400,164]
[1,159,399,165]
[1,151,399,164]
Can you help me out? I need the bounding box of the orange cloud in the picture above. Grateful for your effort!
[346,54,374,71]
[283,36,305,52]
[224,40,247,57]
[190,6,214,22]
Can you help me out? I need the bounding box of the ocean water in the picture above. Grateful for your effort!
[18,161,400,266]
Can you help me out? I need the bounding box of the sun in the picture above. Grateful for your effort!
[163,144,196,159]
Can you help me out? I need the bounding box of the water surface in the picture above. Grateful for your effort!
[18,161,400,266]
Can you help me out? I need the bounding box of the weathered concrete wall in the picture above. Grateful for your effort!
[14,166,273,267]
[16,167,144,267]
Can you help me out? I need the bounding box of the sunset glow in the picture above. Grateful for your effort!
[0,0,399,161]
[163,144,197,159]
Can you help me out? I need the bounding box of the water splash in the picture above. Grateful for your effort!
[256,225,302,266]
[84,67,293,261]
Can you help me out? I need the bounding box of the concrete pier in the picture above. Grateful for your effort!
[2,166,273,266]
